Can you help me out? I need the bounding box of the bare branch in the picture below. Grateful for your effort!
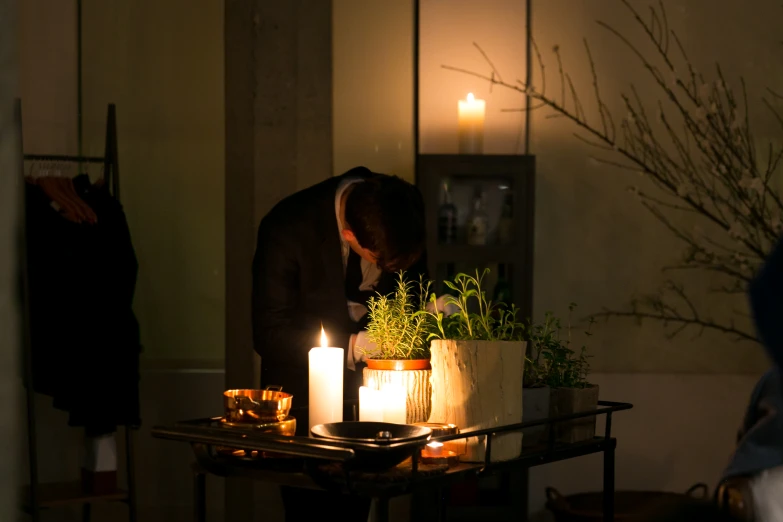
[591,308,757,343]
[441,0,783,346]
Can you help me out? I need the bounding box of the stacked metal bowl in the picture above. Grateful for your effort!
[218,386,296,457]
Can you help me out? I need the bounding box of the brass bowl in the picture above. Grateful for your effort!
[223,386,292,423]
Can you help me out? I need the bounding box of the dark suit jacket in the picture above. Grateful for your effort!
[252,167,428,429]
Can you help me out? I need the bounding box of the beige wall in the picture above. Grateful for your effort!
[2,0,21,518]
[80,0,225,364]
[17,0,77,154]
[394,0,774,374]
[524,0,772,373]
[420,0,529,155]
[532,0,780,373]
[333,0,415,182]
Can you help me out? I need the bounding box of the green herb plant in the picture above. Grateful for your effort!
[364,272,432,360]
[523,313,558,388]
[427,268,525,342]
[539,303,594,389]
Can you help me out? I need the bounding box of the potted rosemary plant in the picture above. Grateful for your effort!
[542,304,598,444]
[426,269,527,462]
[361,273,433,423]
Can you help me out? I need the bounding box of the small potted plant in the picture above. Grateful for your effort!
[543,304,598,444]
[520,314,558,447]
[361,273,433,423]
[426,269,527,462]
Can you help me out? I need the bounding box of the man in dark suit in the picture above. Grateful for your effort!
[252,166,429,521]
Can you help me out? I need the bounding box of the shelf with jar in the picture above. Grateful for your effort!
[417,154,535,321]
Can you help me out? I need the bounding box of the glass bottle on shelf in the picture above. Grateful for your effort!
[466,187,488,246]
[497,191,514,245]
[492,264,512,307]
[437,180,458,244]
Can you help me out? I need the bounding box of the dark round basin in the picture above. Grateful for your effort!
[311,422,431,444]
[311,422,432,471]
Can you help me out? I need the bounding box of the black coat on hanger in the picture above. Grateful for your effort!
[25,175,141,435]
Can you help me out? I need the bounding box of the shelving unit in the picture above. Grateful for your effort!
[417,154,536,321]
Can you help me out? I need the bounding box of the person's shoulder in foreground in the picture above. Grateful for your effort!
[749,233,783,371]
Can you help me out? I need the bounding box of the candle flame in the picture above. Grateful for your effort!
[467,92,475,102]
[320,325,328,348]
[427,441,444,449]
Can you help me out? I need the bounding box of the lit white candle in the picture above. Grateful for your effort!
[308,327,344,431]
[381,383,407,424]
[458,92,486,154]
[359,378,384,422]
[426,441,444,457]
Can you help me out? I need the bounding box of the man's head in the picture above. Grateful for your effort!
[341,175,426,272]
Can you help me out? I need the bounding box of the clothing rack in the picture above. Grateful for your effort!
[15,99,137,522]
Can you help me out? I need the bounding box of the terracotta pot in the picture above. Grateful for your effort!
[366,359,431,371]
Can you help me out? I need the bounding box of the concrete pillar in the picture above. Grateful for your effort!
[224,0,333,519]
[0,0,21,519]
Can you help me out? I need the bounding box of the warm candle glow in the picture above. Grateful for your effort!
[381,383,406,424]
[359,385,384,422]
[426,441,444,457]
[458,93,486,154]
[320,326,328,348]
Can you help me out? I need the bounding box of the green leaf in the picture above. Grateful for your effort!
[443,280,459,291]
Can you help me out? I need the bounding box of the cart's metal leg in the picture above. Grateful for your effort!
[602,442,616,522]
[374,497,390,522]
[194,471,207,522]
[82,503,92,522]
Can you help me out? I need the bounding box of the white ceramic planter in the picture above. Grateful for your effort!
[428,339,527,463]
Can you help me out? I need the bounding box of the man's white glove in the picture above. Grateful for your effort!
[425,295,459,316]
[347,331,374,370]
